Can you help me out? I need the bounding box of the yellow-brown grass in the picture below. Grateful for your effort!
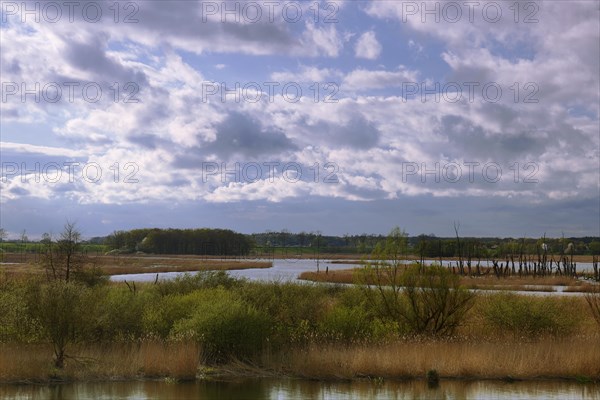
[0,253,271,277]
[5,338,597,383]
[299,269,590,292]
[264,338,600,380]
[563,285,599,293]
[299,270,358,284]
[467,285,555,292]
[100,261,272,275]
[0,341,201,383]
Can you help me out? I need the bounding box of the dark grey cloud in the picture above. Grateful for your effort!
[9,187,29,195]
[477,103,519,131]
[130,0,297,53]
[207,111,298,158]
[63,34,148,87]
[126,133,173,150]
[436,114,547,161]
[298,114,381,150]
[332,116,380,149]
[173,111,298,168]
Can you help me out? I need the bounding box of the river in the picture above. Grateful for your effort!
[2,378,599,399]
[109,258,597,296]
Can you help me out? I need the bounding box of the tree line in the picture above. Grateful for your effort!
[106,228,253,256]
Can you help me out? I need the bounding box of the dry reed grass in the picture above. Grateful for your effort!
[563,285,599,293]
[0,253,271,277]
[0,341,201,383]
[299,269,588,292]
[265,338,600,380]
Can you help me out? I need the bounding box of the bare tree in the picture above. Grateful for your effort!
[40,222,85,282]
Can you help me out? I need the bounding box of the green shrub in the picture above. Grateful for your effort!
[142,290,208,338]
[481,293,580,338]
[91,286,147,341]
[171,288,270,363]
[155,271,240,296]
[73,265,109,287]
[318,305,372,343]
[240,282,330,343]
[0,278,43,342]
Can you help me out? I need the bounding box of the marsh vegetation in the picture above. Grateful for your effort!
[1,225,599,384]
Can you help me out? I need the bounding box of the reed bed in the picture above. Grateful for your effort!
[0,341,201,383]
[299,269,596,292]
[2,338,599,383]
[265,338,600,380]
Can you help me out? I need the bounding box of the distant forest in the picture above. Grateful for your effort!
[90,229,600,257]
[104,228,253,256]
[2,228,598,257]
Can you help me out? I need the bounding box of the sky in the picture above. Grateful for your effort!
[0,0,599,239]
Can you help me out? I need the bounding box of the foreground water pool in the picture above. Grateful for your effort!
[2,379,599,400]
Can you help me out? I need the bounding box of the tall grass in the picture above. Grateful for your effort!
[0,341,200,383]
[265,338,600,380]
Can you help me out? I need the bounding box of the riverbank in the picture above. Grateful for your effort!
[2,337,600,384]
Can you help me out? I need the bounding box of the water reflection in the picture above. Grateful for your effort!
[2,379,598,400]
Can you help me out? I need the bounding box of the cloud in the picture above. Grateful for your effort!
[342,66,419,90]
[172,111,298,169]
[271,66,342,82]
[354,31,382,60]
[1,1,598,237]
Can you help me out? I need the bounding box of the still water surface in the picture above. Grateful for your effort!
[2,379,599,399]
[110,259,596,296]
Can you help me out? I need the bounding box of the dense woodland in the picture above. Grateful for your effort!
[1,228,598,257]
[248,232,599,257]
[104,228,253,256]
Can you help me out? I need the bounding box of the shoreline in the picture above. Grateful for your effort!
[2,338,599,385]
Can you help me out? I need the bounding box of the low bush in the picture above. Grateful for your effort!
[155,270,240,296]
[240,282,331,343]
[91,286,148,341]
[0,278,43,342]
[171,288,271,363]
[480,293,581,338]
[318,305,372,343]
